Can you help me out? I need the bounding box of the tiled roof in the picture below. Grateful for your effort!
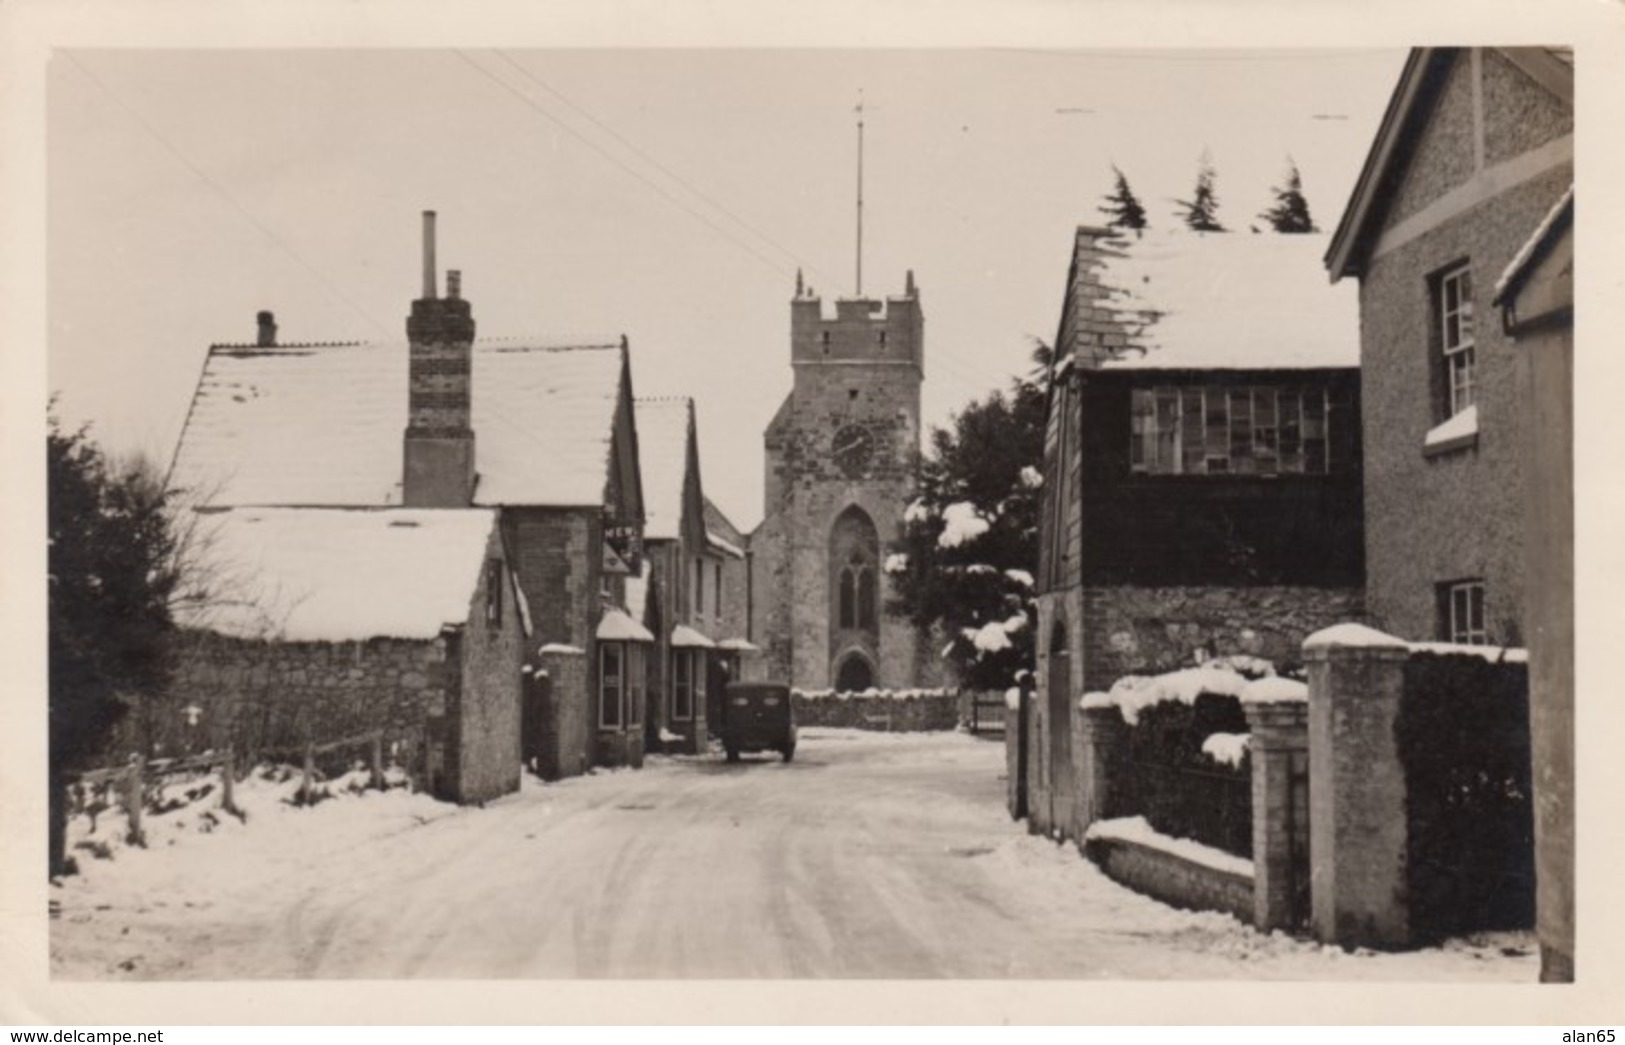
[168,338,625,508]
[175,507,499,642]
[633,397,693,542]
[1074,230,1359,372]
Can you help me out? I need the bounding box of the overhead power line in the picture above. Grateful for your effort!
[490,50,841,293]
[454,49,807,286]
[60,51,395,340]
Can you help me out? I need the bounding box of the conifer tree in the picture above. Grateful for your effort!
[1175,152,1225,232]
[1098,165,1148,231]
[1260,158,1318,233]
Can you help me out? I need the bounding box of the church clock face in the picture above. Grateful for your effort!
[832,424,875,478]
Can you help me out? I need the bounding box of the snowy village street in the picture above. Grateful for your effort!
[51,728,1536,981]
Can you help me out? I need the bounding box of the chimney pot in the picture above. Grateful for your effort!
[422,211,438,300]
[446,270,462,300]
[256,310,277,347]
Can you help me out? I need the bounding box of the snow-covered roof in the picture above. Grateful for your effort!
[670,624,716,649]
[718,637,759,652]
[705,530,744,559]
[1082,231,1359,372]
[175,507,498,642]
[597,607,654,643]
[168,339,626,508]
[1493,184,1573,304]
[633,397,693,542]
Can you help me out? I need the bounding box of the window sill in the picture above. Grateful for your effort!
[1423,405,1478,458]
[1422,430,1479,458]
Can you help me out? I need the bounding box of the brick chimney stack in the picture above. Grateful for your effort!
[403,210,477,507]
[256,310,277,347]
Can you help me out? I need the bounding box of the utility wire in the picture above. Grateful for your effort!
[490,50,841,293]
[454,49,797,284]
[61,50,395,341]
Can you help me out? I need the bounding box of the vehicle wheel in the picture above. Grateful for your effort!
[725,746,740,763]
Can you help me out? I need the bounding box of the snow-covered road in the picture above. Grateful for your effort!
[51,728,1536,980]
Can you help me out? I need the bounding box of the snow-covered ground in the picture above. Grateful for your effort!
[49,730,1536,981]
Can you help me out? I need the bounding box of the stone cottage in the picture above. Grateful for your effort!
[1323,46,1572,647]
[1028,227,1365,839]
[167,212,649,783]
[1324,46,1574,979]
[170,507,526,805]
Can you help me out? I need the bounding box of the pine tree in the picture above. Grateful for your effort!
[1260,158,1317,233]
[887,342,1050,691]
[1175,153,1225,232]
[48,415,181,877]
[1098,165,1148,231]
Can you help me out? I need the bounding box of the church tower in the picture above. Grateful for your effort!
[750,272,932,690]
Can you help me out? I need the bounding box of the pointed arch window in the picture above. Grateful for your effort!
[838,556,875,630]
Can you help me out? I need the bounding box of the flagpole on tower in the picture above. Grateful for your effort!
[855,89,865,297]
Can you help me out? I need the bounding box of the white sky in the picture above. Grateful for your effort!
[46,46,1406,528]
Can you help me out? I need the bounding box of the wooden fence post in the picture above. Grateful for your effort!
[220,752,239,816]
[124,756,146,847]
[301,738,316,806]
[370,732,384,790]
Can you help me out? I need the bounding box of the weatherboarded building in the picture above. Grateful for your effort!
[167,215,650,783]
[1029,227,1365,838]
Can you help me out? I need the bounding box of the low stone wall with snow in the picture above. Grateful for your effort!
[1083,817,1254,923]
[790,689,959,731]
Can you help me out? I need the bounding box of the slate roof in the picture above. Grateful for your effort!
[633,397,694,542]
[1068,230,1359,372]
[175,507,499,642]
[168,338,626,508]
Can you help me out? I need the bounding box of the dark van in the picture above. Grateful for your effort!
[719,682,797,763]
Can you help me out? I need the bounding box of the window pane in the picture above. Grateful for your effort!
[1254,389,1278,475]
[601,644,623,727]
[1181,389,1205,474]
[839,568,856,629]
[1278,390,1303,473]
[1205,388,1229,472]
[1156,389,1180,473]
[857,566,876,629]
[1130,389,1153,473]
[1230,390,1254,474]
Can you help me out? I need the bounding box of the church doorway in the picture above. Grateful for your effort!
[834,651,876,693]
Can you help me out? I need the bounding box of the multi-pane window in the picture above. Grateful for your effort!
[714,563,723,619]
[838,556,875,630]
[600,641,646,729]
[1439,265,1475,417]
[694,558,705,620]
[1444,580,1487,645]
[626,645,645,728]
[1130,386,1332,475]
[600,643,623,728]
[672,648,693,721]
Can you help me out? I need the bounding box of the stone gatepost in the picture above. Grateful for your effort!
[1303,624,1411,948]
[1242,688,1309,933]
[1073,700,1128,839]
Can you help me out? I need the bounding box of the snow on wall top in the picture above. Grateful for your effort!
[1081,230,1360,372]
[633,397,693,541]
[169,339,625,508]
[175,507,498,642]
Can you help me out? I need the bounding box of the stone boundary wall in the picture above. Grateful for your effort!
[1084,836,1254,923]
[790,689,959,731]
